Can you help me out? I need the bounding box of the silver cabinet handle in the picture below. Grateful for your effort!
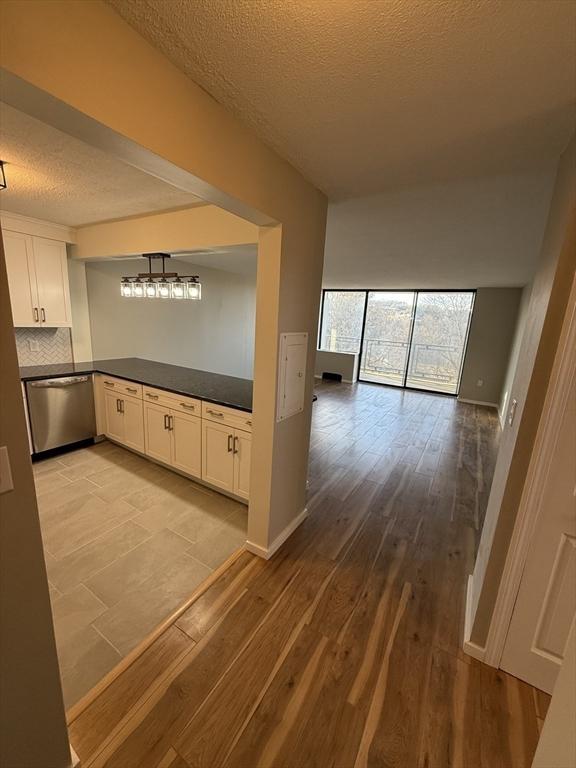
[146,393,159,399]
[227,434,233,452]
[233,436,239,454]
[116,398,121,413]
[119,399,124,414]
[33,307,39,322]
[180,402,195,410]
[207,409,224,418]
[126,387,138,394]
[246,420,252,427]
[164,414,170,430]
[104,381,115,387]
[41,307,46,322]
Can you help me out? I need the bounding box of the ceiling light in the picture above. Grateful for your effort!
[120,253,201,300]
[0,161,7,190]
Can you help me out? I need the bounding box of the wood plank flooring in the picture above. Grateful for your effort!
[68,381,549,767]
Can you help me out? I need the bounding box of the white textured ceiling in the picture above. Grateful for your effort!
[108,0,576,198]
[0,104,203,225]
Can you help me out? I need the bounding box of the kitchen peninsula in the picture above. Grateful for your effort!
[21,358,253,502]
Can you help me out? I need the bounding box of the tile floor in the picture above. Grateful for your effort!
[34,440,248,709]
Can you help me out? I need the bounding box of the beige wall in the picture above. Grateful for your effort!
[86,258,256,379]
[72,205,258,260]
[470,135,576,645]
[459,288,523,406]
[68,258,93,362]
[324,169,556,288]
[0,234,71,767]
[499,284,532,426]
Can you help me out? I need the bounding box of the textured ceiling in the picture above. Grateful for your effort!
[108,0,576,198]
[0,104,203,226]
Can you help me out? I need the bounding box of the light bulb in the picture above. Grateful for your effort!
[158,281,171,299]
[145,281,157,298]
[172,281,185,299]
[133,280,144,298]
[120,281,133,297]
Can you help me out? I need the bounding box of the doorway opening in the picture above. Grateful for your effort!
[318,289,475,395]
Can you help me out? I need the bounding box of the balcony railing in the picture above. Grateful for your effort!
[320,335,462,391]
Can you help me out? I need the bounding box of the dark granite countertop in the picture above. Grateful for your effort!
[19,358,253,413]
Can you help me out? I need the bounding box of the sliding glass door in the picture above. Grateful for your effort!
[359,292,415,386]
[319,290,475,395]
[405,292,475,394]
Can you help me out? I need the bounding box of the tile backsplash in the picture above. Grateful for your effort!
[15,327,73,366]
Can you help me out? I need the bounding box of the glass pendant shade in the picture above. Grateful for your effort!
[172,280,186,299]
[145,281,157,298]
[132,280,144,298]
[158,281,171,299]
[120,281,133,298]
[188,282,202,300]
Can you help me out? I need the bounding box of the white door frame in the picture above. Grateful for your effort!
[483,275,576,668]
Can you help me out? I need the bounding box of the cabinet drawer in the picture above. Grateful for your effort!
[101,376,142,398]
[202,401,253,432]
[143,386,201,416]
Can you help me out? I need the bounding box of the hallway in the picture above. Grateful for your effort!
[68,382,548,768]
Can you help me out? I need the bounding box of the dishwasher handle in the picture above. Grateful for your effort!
[28,376,91,388]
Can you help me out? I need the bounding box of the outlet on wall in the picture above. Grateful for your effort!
[29,339,40,353]
[476,378,484,387]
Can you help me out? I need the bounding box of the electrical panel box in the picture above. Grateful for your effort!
[277,332,308,422]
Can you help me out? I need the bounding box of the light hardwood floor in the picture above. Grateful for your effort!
[68,382,549,767]
[34,441,247,708]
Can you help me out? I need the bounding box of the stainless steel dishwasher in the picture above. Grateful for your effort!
[26,375,97,453]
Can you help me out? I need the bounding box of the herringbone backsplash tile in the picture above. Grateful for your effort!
[15,327,73,366]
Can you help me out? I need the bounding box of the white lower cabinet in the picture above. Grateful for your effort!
[202,420,251,501]
[233,429,252,501]
[143,402,172,464]
[104,389,144,453]
[97,376,250,500]
[171,410,202,478]
[202,420,235,492]
[144,401,202,479]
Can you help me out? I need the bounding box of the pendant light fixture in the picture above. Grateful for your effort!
[0,161,7,190]
[120,253,201,300]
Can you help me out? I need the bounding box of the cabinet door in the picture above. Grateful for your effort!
[121,395,145,453]
[104,390,124,443]
[3,231,39,326]
[172,410,202,479]
[202,420,234,492]
[233,428,252,501]
[33,237,72,327]
[144,402,172,464]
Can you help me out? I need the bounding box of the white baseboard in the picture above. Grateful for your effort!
[457,397,499,409]
[246,507,308,560]
[463,574,486,662]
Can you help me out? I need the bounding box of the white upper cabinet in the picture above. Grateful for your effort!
[32,237,72,326]
[3,231,72,327]
[3,231,38,326]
